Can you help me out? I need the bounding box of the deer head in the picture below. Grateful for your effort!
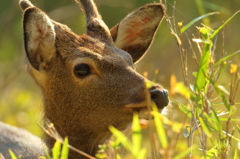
[19,0,168,158]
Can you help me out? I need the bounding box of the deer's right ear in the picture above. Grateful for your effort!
[23,7,56,71]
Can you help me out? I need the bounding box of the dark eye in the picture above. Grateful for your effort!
[74,64,91,77]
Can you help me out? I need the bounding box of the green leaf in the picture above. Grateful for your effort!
[136,148,147,159]
[194,43,212,92]
[132,112,142,157]
[116,154,122,159]
[199,115,212,137]
[173,145,197,159]
[183,126,190,138]
[9,150,18,159]
[60,138,69,159]
[214,50,240,67]
[210,10,240,39]
[200,145,218,159]
[180,12,219,33]
[210,108,222,134]
[176,101,192,118]
[234,148,239,159]
[152,104,168,149]
[109,126,133,153]
[210,80,231,110]
[52,140,61,159]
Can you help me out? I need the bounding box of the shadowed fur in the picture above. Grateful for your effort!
[0,0,168,159]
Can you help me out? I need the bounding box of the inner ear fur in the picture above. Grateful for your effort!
[23,7,56,71]
[110,3,165,63]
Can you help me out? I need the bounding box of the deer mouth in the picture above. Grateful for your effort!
[124,102,166,119]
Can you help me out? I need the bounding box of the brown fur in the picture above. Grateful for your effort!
[0,0,168,159]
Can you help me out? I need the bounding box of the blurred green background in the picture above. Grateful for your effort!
[0,0,239,147]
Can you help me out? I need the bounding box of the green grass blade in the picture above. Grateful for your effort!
[60,138,69,159]
[109,126,133,153]
[152,104,168,149]
[132,112,142,157]
[234,148,238,159]
[173,145,197,159]
[136,148,147,159]
[116,154,122,159]
[52,140,61,159]
[210,10,240,39]
[180,12,219,33]
[214,50,240,67]
[9,150,18,159]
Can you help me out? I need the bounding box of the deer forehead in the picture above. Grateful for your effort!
[54,30,134,69]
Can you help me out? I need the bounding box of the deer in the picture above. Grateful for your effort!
[0,0,169,158]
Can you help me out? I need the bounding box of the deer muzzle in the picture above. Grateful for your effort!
[150,89,169,109]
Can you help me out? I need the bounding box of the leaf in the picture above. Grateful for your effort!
[173,145,197,159]
[234,148,238,159]
[175,101,192,118]
[136,148,147,159]
[109,126,133,153]
[210,80,231,110]
[152,104,168,149]
[132,112,142,157]
[200,145,218,159]
[52,140,61,159]
[214,50,240,67]
[194,43,212,92]
[199,115,212,137]
[180,12,219,33]
[210,108,222,134]
[183,126,190,138]
[210,10,240,39]
[8,150,18,159]
[60,138,69,159]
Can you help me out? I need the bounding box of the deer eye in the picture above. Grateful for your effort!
[74,64,91,77]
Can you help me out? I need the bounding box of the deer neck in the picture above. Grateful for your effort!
[42,94,114,159]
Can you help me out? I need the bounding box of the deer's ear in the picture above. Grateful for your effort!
[23,7,56,70]
[110,4,165,63]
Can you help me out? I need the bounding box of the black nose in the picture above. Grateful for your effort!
[150,89,169,109]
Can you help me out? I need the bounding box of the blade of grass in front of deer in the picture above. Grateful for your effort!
[210,10,240,39]
[60,138,69,159]
[116,154,122,159]
[109,126,133,153]
[132,112,142,157]
[180,12,219,34]
[152,104,168,149]
[173,145,197,159]
[136,148,147,159]
[9,150,18,159]
[234,148,238,159]
[52,140,61,159]
[214,50,240,67]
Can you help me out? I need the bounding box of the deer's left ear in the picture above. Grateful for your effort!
[23,7,56,71]
[110,4,165,63]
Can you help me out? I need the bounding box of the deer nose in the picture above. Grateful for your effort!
[150,89,169,109]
